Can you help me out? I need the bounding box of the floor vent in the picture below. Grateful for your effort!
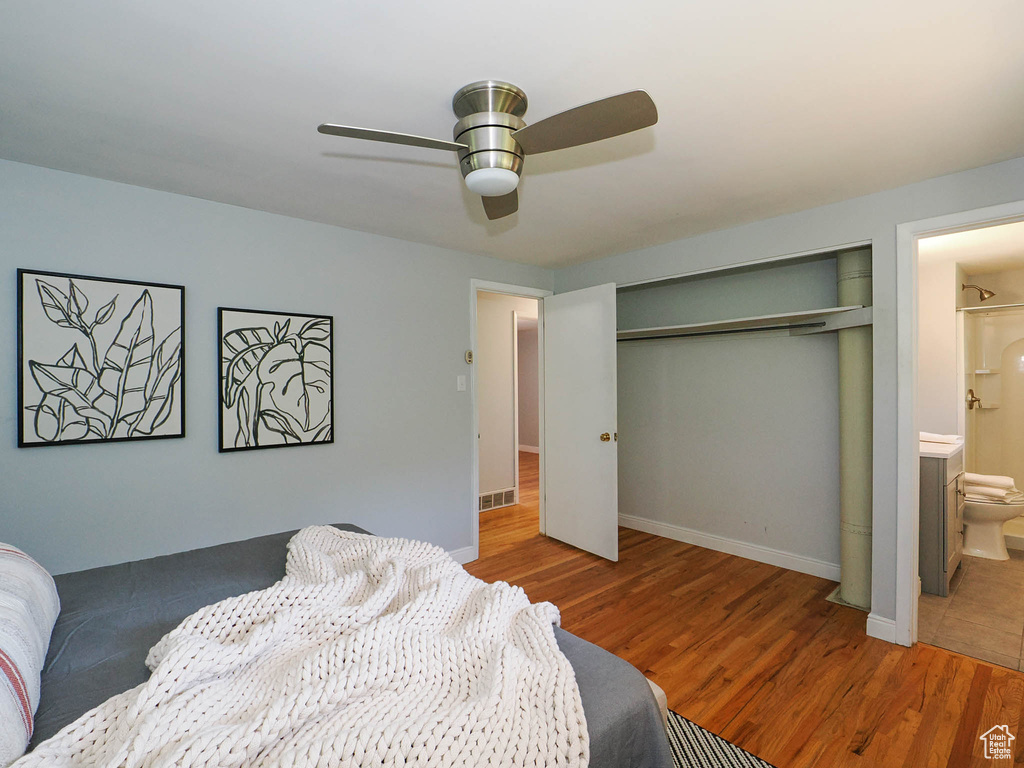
[479,488,516,511]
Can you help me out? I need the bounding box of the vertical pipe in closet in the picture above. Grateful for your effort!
[837,247,873,609]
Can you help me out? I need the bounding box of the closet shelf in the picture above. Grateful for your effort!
[617,305,869,341]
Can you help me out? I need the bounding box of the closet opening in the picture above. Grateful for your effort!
[614,247,873,600]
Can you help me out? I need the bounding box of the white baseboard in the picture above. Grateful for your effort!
[518,445,539,454]
[448,545,477,565]
[866,612,901,645]
[618,513,841,581]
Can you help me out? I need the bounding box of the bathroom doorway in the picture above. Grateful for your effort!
[917,220,1024,669]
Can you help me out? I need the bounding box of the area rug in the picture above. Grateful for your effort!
[668,710,777,768]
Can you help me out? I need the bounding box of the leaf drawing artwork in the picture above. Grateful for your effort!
[218,308,334,452]
[17,269,186,447]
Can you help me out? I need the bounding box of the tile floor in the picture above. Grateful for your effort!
[919,550,1024,670]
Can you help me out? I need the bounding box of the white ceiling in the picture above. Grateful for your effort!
[3,1,1023,269]
[919,220,1024,273]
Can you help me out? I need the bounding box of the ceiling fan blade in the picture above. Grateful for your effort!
[511,90,657,155]
[482,190,518,220]
[317,124,467,152]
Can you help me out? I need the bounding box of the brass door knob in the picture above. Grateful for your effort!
[600,432,611,442]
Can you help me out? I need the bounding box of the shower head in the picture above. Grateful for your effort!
[962,283,996,301]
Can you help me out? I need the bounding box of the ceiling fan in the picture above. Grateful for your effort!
[317,80,658,220]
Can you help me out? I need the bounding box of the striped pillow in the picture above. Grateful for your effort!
[0,545,59,767]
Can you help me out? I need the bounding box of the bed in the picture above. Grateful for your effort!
[27,524,671,767]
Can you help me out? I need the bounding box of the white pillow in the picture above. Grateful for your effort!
[0,544,59,767]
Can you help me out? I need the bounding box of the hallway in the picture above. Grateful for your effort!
[479,450,539,558]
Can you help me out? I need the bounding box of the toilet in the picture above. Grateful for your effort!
[963,499,1024,560]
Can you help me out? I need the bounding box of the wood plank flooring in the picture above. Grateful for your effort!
[466,452,1024,768]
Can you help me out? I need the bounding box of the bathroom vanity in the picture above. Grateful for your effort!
[919,441,965,596]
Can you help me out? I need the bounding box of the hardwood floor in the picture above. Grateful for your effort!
[467,452,1024,767]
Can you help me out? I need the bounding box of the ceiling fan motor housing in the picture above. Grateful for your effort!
[452,81,528,184]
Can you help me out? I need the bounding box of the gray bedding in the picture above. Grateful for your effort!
[31,525,671,767]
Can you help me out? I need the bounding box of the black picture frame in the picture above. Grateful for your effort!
[17,268,186,448]
[217,307,334,453]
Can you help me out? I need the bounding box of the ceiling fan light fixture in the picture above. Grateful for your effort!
[464,167,519,197]
[318,81,658,219]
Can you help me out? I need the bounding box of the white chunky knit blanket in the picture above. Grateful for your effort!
[17,527,589,767]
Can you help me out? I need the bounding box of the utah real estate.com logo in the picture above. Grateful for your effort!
[980,725,1014,760]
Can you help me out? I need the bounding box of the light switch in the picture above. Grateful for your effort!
[457,375,466,391]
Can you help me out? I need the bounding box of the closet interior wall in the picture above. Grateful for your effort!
[616,255,844,578]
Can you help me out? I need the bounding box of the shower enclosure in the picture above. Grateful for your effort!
[963,305,1024,546]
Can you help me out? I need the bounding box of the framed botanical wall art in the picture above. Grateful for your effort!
[18,269,185,447]
[218,307,334,452]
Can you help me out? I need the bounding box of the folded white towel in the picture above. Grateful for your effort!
[965,482,1019,496]
[965,487,1024,503]
[964,472,1017,490]
[965,494,1024,505]
[920,431,962,444]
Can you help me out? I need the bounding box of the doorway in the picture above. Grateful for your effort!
[470,281,551,562]
[475,290,542,555]
[916,221,1024,668]
[896,200,1024,647]
[469,279,621,564]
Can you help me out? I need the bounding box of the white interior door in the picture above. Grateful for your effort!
[543,283,618,561]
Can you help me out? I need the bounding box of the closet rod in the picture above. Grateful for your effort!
[616,322,825,342]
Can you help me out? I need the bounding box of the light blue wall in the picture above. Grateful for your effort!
[559,155,1024,622]
[0,160,553,573]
